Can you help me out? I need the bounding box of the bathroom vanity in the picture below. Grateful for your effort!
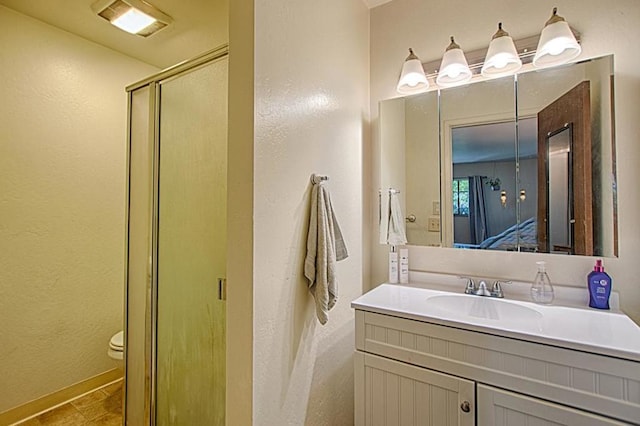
[352,283,640,425]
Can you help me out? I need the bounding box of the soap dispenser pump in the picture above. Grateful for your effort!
[531,261,554,304]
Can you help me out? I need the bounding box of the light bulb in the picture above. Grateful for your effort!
[547,40,566,56]
[407,77,421,87]
[493,55,508,69]
[448,68,461,79]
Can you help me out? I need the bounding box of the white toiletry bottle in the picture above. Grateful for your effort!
[399,248,409,284]
[388,246,398,283]
[531,261,554,304]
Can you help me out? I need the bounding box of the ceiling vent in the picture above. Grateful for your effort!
[91,0,172,37]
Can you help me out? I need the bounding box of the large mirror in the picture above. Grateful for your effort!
[379,55,617,257]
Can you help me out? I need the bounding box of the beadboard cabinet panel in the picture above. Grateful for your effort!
[477,385,628,426]
[355,352,475,426]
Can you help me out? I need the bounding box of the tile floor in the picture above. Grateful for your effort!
[17,380,123,426]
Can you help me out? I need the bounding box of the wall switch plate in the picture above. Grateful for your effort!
[432,200,440,215]
[427,217,440,232]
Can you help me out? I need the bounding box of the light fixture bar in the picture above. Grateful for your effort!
[420,32,580,79]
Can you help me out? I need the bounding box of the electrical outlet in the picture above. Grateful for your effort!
[432,200,440,215]
[427,217,440,232]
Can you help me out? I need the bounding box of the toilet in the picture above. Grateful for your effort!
[108,331,124,361]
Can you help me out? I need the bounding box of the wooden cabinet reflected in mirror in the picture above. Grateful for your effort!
[378,54,617,257]
[538,81,592,255]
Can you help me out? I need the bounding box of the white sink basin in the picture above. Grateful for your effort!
[424,293,543,332]
[425,294,542,321]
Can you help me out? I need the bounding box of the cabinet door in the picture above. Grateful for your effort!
[477,384,628,426]
[355,352,475,426]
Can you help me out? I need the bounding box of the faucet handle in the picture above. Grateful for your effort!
[458,276,476,294]
[491,280,512,298]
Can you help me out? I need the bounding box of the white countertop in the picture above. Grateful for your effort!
[352,283,640,362]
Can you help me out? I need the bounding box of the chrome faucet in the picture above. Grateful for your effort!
[460,277,511,298]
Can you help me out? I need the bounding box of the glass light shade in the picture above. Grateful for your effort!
[397,49,429,94]
[112,8,157,34]
[482,35,522,78]
[533,17,581,68]
[436,43,472,87]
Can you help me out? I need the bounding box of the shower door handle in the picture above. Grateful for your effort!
[218,278,227,301]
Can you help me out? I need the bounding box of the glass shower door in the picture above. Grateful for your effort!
[155,56,228,425]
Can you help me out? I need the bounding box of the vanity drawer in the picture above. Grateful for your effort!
[355,310,640,425]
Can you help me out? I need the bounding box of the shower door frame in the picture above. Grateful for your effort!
[123,44,229,426]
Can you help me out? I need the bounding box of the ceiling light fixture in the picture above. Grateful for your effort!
[396,48,429,94]
[435,37,472,87]
[533,7,581,68]
[92,0,172,37]
[481,23,522,78]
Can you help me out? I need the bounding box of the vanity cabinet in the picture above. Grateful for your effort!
[354,309,640,426]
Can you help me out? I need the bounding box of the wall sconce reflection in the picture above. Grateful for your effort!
[500,190,507,207]
[520,189,526,201]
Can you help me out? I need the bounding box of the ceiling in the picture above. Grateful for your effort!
[0,0,391,69]
[0,0,227,69]
[452,117,537,164]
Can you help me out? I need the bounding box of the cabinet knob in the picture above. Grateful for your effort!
[460,401,471,413]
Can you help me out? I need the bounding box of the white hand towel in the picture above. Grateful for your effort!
[387,191,407,246]
[304,181,348,325]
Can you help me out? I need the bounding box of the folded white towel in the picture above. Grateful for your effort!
[388,191,407,245]
[304,181,348,325]
[380,189,407,246]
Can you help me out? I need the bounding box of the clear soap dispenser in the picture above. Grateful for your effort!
[531,261,554,304]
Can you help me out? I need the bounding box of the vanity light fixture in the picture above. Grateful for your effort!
[396,48,429,94]
[519,189,526,201]
[481,23,522,78]
[396,8,581,92]
[92,0,173,37]
[436,37,472,87]
[533,7,581,68]
[500,190,507,207]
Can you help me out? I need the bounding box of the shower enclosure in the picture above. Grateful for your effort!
[123,46,228,425]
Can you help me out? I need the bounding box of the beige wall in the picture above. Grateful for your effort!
[249,0,369,423]
[370,0,640,322]
[0,6,157,412]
